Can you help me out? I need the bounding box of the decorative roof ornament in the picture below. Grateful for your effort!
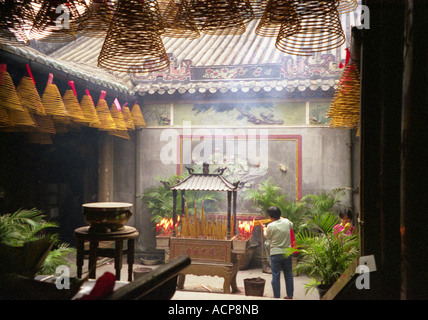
[170,163,239,192]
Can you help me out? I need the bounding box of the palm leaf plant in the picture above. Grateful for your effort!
[141,175,182,224]
[0,208,75,277]
[276,199,309,237]
[301,187,346,217]
[243,177,286,216]
[285,212,359,296]
[141,174,222,224]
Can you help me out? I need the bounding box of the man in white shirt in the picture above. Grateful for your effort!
[263,206,294,299]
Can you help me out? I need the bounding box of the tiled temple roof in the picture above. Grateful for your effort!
[1,8,361,97]
[170,166,238,192]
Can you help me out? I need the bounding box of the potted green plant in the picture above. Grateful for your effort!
[141,175,183,224]
[0,208,81,299]
[300,188,346,218]
[0,208,75,277]
[243,177,286,216]
[277,199,309,237]
[284,212,359,298]
[141,174,222,224]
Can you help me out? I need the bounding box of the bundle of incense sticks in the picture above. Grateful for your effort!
[179,200,233,240]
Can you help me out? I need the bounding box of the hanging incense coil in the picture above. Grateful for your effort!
[41,74,69,122]
[94,91,116,131]
[110,99,128,132]
[337,0,358,14]
[189,0,252,35]
[0,64,24,112]
[327,63,360,128]
[63,81,87,124]
[78,0,115,38]
[80,89,100,127]
[16,77,46,116]
[162,0,200,39]
[131,103,146,128]
[6,107,36,129]
[255,0,300,38]
[32,113,56,134]
[29,0,90,42]
[98,0,169,73]
[63,89,86,124]
[275,0,345,56]
[0,0,34,46]
[109,130,130,140]
[122,104,135,130]
[109,128,130,140]
[248,0,268,19]
[0,107,10,127]
[16,65,45,115]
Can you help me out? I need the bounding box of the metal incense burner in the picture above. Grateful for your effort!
[82,202,133,233]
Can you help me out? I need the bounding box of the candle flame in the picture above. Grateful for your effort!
[156,216,180,236]
[238,218,255,239]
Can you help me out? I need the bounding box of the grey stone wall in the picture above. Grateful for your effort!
[113,126,359,254]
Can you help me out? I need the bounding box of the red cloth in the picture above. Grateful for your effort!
[290,229,298,255]
[78,272,116,300]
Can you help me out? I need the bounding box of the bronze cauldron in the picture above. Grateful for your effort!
[82,202,132,232]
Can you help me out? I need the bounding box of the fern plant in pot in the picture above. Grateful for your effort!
[284,212,359,298]
[0,208,75,277]
[0,208,80,299]
[243,177,286,216]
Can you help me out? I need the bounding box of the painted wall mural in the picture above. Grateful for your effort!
[310,102,331,125]
[141,104,172,126]
[142,101,331,127]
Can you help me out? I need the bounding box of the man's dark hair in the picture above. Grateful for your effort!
[267,206,282,220]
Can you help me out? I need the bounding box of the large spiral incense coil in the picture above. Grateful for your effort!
[80,90,100,127]
[0,64,24,112]
[29,0,90,42]
[0,0,34,46]
[130,103,146,128]
[255,0,300,38]
[121,104,135,130]
[78,0,116,38]
[0,107,10,127]
[109,101,130,140]
[110,100,127,131]
[32,113,56,134]
[41,74,68,121]
[275,0,345,56]
[327,63,360,129]
[93,91,116,131]
[248,0,268,19]
[6,107,36,129]
[109,129,130,140]
[98,0,169,73]
[63,87,87,124]
[188,0,252,35]
[337,0,358,14]
[162,0,200,39]
[16,76,46,116]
